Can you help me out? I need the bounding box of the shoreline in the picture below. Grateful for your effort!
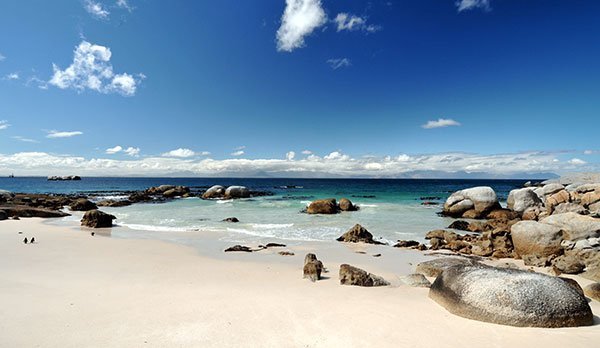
[1,217,599,347]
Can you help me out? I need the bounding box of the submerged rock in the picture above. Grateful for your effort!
[222,217,239,223]
[429,264,593,327]
[338,198,357,211]
[69,198,98,211]
[81,210,116,228]
[339,264,389,287]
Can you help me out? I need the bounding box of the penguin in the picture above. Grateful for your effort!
[23,237,28,244]
[91,232,95,236]
[30,237,35,244]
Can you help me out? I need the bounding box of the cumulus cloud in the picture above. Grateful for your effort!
[301,150,313,155]
[124,147,140,157]
[231,150,245,157]
[0,120,9,130]
[327,58,351,70]
[422,118,461,129]
[334,13,380,33]
[0,151,590,177]
[568,158,587,165]
[12,136,38,143]
[276,0,327,52]
[286,151,296,161]
[456,0,491,12]
[84,0,110,19]
[162,148,195,158]
[200,151,211,156]
[46,130,83,138]
[105,145,123,154]
[49,41,140,96]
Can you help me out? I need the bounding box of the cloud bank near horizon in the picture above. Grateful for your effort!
[0,150,591,177]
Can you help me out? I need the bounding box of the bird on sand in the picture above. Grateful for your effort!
[23,237,28,244]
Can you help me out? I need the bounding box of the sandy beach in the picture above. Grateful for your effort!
[0,218,598,348]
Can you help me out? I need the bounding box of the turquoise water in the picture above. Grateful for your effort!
[3,177,530,243]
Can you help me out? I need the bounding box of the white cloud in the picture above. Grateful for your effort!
[276,0,327,52]
[49,41,140,96]
[234,145,246,151]
[568,158,587,165]
[162,148,196,158]
[0,53,5,61]
[456,0,491,12]
[334,13,380,33]
[106,145,123,154]
[0,151,587,177]
[422,118,461,129]
[0,120,9,130]
[4,72,19,80]
[116,0,133,12]
[327,58,351,70]
[584,150,596,155]
[200,151,211,156]
[286,151,296,161]
[124,147,140,157]
[84,0,110,19]
[231,150,245,157]
[12,136,38,143]
[46,130,83,138]
[301,150,313,155]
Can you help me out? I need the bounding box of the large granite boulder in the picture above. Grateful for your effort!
[69,198,98,211]
[553,202,587,215]
[81,210,116,228]
[545,190,571,212]
[584,283,600,301]
[339,264,389,287]
[541,212,600,241]
[533,183,565,200]
[307,198,338,214]
[443,187,500,218]
[336,224,384,244]
[338,198,357,211]
[224,186,250,199]
[507,188,542,214]
[303,253,323,282]
[511,221,563,264]
[0,189,13,203]
[415,257,479,278]
[202,185,225,199]
[429,264,593,327]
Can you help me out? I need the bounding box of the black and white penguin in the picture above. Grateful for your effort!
[23,237,28,244]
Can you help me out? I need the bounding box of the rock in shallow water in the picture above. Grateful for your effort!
[307,198,338,214]
[429,264,593,328]
[81,210,116,228]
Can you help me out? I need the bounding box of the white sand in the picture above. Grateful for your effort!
[1,218,599,347]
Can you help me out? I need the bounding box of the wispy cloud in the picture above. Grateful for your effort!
[276,0,327,52]
[0,120,10,130]
[84,0,110,19]
[334,13,380,33]
[422,118,461,129]
[116,0,133,12]
[0,151,588,177]
[456,0,491,12]
[3,72,19,80]
[12,136,39,143]
[162,148,195,158]
[231,150,245,157]
[49,41,140,96]
[584,150,596,155]
[0,53,5,61]
[327,58,351,70]
[301,150,313,155]
[124,147,140,157]
[568,158,586,165]
[200,151,211,156]
[46,130,83,138]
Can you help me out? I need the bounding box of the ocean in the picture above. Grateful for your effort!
[0,177,532,244]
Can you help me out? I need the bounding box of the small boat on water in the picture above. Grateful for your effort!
[8,173,14,178]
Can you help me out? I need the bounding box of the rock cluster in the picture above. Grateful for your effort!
[306,198,358,214]
[201,185,251,200]
[47,175,81,181]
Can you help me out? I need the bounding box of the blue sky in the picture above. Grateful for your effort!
[0,0,599,177]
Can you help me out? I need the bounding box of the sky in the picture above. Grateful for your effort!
[0,0,599,177]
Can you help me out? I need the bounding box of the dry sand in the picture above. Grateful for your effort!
[1,218,599,347]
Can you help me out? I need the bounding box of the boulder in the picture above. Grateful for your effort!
[202,185,226,199]
[507,188,542,214]
[0,206,70,218]
[307,198,338,214]
[541,212,600,241]
[224,186,250,199]
[0,209,7,221]
[486,209,519,220]
[222,217,239,223]
[339,264,389,287]
[393,240,420,248]
[0,190,13,203]
[415,257,479,278]
[336,224,385,244]
[224,245,253,252]
[510,221,563,264]
[146,185,175,195]
[81,210,116,228]
[581,191,600,207]
[400,273,431,288]
[447,220,469,231]
[338,198,356,211]
[303,253,323,282]
[96,199,132,207]
[162,186,189,198]
[546,190,571,212]
[69,198,98,211]
[533,183,565,199]
[429,264,593,327]
[583,283,600,301]
[552,254,585,274]
[443,187,500,218]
